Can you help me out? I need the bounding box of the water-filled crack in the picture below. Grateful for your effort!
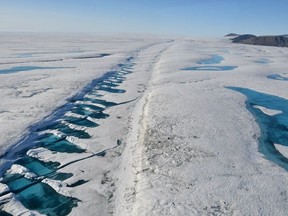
[0,56,136,215]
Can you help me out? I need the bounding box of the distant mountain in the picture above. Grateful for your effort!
[232,34,256,43]
[231,34,288,47]
[225,33,240,37]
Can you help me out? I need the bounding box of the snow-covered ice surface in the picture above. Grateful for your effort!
[0,33,288,215]
[114,40,288,215]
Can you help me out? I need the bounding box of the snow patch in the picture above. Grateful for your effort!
[6,164,37,179]
[253,105,283,116]
[27,147,55,162]
[275,144,288,159]
[0,182,9,194]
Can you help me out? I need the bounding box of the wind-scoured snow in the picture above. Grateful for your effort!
[114,39,288,216]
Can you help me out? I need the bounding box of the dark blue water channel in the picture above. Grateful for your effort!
[227,87,288,171]
[182,54,237,71]
[0,57,135,215]
[0,66,72,74]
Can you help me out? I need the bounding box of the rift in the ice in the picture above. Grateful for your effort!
[267,74,288,81]
[0,156,76,216]
[0,66,72,74]
[72,53,110,59]
[16,157,72,180]
[227,87,288,171]
[0,57,136,215]
[255,58,271,64]
[67,179,89,188]
[36,133,86,153]
[182,66,237,71]
[182,54,237,71]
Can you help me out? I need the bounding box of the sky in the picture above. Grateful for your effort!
[0,0,287,37]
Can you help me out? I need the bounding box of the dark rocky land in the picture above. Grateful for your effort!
[227,33,288,47]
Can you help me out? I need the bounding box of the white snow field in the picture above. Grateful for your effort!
[0,33,288,215]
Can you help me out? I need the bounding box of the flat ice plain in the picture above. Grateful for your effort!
[0,33,288,215]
